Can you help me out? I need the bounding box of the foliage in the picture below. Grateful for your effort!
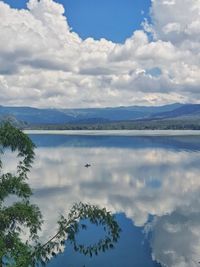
[0,122,42,266]
[0,122,121,267]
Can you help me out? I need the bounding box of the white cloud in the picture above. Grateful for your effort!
[148,0,200,45]
[0,0,199,108]
[162,23,181,34]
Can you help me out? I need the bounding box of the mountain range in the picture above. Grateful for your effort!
[0,103,200,129]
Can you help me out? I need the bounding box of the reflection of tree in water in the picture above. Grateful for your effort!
[0,123,120,267]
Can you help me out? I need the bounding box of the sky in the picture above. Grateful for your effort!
[0,0,200,108]
[2,0,151,43]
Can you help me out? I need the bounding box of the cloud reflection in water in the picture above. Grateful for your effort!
[4,135,200,266]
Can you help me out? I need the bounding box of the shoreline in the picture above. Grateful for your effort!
[24,129,200,136]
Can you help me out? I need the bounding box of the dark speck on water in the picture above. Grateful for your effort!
[24,132,200,267]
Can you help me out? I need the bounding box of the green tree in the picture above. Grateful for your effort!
[0,122,121,267]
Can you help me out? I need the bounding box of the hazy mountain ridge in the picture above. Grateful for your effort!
[1,103,200,129]
[0,103,184,124]
[150,104,200,119]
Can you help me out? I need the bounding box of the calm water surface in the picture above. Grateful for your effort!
[7,133,200,267]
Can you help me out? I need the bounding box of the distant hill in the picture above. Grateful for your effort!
[1,103,200,129]
[0,103,183,124]
[150,104,200,119]
[0,106,73,125]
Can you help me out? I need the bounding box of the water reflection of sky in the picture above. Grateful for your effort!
[4,134,200,267]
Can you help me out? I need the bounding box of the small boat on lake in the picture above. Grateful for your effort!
[84,163,91,168]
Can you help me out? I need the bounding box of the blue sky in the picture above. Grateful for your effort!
[3,0,151,43]
[0,0,199,108]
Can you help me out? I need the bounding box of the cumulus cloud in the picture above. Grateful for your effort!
[0,0,199,107]
[148,0,200,45]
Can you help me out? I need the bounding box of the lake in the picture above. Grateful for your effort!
[8,131,200,267]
